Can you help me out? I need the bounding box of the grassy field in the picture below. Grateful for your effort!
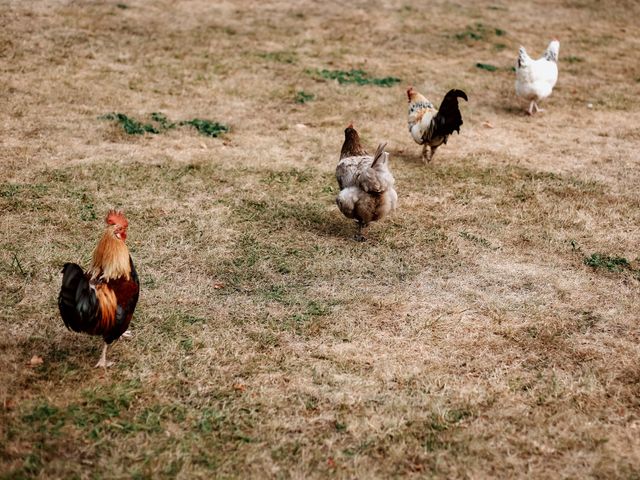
[2,0,640,478]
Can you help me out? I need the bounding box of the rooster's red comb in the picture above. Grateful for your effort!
[105,210,128,229]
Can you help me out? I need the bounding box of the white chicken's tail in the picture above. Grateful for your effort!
[517,46,530,69]
[544,40,560,62]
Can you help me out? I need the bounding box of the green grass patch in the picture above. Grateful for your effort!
[295,90,315,104]
[459,231,492,248]
[100,113,228,137]
[455,23,506,41]
[584,253,631,272]
[258,51,297,64]
[312,69,401,87]
[475,63,498,72]
[179,119,229,137]
[99,113,159,135]
[151,112,177,130]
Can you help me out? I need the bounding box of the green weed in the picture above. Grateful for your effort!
[258,51,297,64]
[180,119,229,137]
[475,63,498,72]
[295,90,315,104]
[151,112,176,130]
[455,23,506,41]
[100,113,228,137]
[313,69,401,87]
[583,253,631,272]
[459,231,492,248]
[100,113,159,135]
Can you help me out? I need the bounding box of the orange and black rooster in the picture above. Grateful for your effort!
[58,210,139,368]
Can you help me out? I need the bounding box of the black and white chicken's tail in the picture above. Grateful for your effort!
[433,89,468,139]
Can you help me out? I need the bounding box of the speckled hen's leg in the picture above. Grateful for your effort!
[354,222,368,242]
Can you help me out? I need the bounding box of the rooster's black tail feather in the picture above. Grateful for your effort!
[434,89,468,139]
[58,263,99,333]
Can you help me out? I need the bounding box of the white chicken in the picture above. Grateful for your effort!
[515,40,560,115]
[335,125,397,242]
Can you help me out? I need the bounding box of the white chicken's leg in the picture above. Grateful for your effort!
[94,342,113,368]
[527,100,535,115]
[534,102,544,113]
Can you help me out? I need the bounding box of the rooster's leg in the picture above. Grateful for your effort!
[121,330,133,339]
[94,342,113,369]
[429,146,438,162]
[354,222,368,242]
[421,144,430,163]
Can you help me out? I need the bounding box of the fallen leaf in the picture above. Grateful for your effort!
[29,355,43,366]
[327,457,336,468]
[233,383,246,392]
[213,281,225,289]
[482,121,494,129]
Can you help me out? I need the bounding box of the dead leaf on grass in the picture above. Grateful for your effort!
[29,355,43,366]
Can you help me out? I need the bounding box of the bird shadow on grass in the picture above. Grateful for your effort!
[287,204,355,240]
[497,103,528,116]
[387,147,426,166]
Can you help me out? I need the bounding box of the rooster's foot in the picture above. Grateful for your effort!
[94,343,112,368]
[94,359,114,369]
[353,234,367,242]
[121,330,133,339]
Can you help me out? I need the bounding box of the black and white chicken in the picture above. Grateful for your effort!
[407,87,468,163]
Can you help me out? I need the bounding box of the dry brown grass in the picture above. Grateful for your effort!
[2,0,640,478]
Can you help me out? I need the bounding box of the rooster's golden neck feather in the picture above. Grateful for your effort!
[89,228,131,282]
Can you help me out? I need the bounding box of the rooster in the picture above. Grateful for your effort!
[58,210,139,368]
[407,87,468,163]
[515,40,559,115]
[336,125,397,241]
